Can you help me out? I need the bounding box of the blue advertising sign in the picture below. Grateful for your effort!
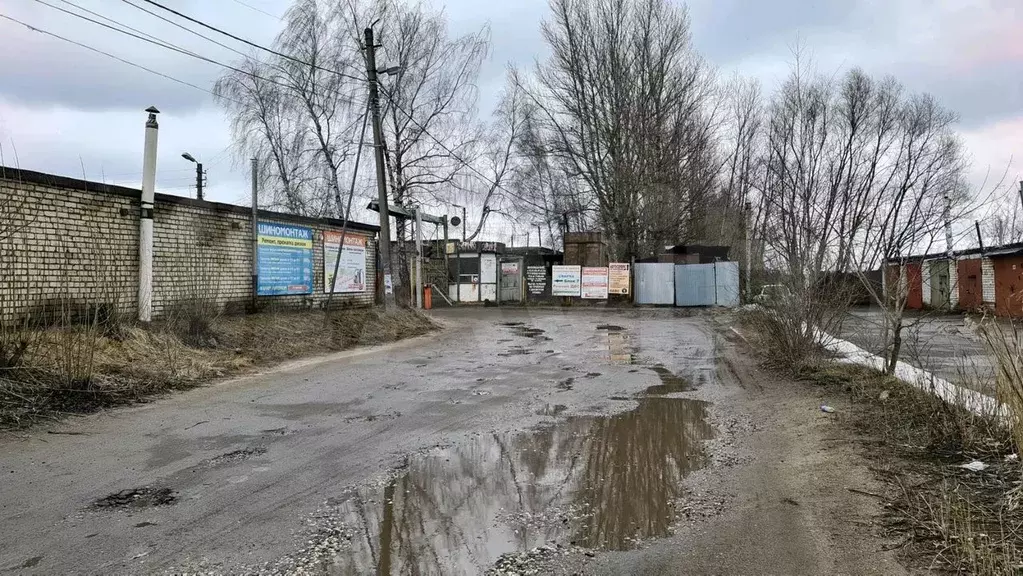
[257,222,313,296]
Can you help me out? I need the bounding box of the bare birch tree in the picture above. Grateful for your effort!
[513,0,718,259]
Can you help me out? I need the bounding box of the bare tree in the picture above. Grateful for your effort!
[747,52,972,371]
[984,195,1023,245]
[215,58,322,215]
[514,0,718,259]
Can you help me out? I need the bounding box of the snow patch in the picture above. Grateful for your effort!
[823,333,1004,418]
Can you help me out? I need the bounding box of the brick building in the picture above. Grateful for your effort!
[0,167,379,321]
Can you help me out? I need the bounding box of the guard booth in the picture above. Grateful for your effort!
[499,258,524,302]
[446,241,504,303]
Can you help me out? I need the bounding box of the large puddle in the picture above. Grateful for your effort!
[329,397,714,575]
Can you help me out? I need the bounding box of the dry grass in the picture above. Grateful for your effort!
[800,362,1023,574]
[0,307,436,430]
[978,319,1023,459]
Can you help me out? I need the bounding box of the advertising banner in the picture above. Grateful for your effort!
[323,232,368,293]
[257,222,313,296]
[551,265,582,296]
[581,267,609,299]
[608,263,631,295]
[526,265,549,297]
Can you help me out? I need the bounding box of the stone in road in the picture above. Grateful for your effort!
[0,309,903,575]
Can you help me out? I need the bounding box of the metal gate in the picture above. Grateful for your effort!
[499,259,523,302]
[714,262,740,307]
[675,264,716,306]
[634,263,675,305]
[673,261,741,307]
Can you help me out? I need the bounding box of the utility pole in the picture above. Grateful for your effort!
[365,26,396,310]
[461,205,467,242]
[250,158,259,311]
[181,152,204,201]
[138,106,159,323]
[745,201,752,303]
[415,207,423,309]
[195,161,204,201]
[943,193,956,309]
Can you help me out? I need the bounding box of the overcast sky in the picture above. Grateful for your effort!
[0,0,1020,243]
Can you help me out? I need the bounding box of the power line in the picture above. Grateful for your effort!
[55,0,167,45]
[0,11,225,101]
[376,84,548,214]
[119,0,253,61]
[35,0,203,58]
[138,0,364,83]
[228,0,281,20]
[29,0,297,93]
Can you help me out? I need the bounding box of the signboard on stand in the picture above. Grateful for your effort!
[257,222,313,296]
[581,267,609,299]
[608,263,631,295]
[526,265,549,297]
[551,265,582,296]
[323,232,367,293]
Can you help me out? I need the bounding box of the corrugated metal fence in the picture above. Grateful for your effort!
[634,261,740,307]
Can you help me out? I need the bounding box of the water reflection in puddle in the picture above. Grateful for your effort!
[330,398,713,575]
[606,331,637,364]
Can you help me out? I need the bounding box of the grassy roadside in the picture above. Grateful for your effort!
[795,361,1022,574]
[0,308,436,431]
[737,303,1023,574]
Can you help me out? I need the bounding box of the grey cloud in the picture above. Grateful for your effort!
[0,0,279,113]
[890,60,1023,129]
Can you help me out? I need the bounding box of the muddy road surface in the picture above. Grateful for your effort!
[0,309,901,575]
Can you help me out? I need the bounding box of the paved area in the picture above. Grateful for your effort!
[0,308,903,575]
[839,306,996,394]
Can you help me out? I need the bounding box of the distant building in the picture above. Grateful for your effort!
[884,243,1023,315]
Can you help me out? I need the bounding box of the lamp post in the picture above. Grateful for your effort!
[181,152,204,201]
[451,203,467,242]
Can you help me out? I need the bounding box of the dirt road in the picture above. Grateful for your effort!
[0,309,903,575]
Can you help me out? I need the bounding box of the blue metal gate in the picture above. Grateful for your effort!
[675,264,716,306]
[634,263,675,305]
[672,261,741,307]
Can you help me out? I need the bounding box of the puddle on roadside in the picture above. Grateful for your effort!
[644,364,691,395]
[328,397,714,575]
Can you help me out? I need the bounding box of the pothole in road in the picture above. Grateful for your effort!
[94,487,177,509]
[324,397,714,575]
[206,446,268,467]
[503,323,553,341]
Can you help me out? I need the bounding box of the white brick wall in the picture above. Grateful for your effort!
[0,170,377,321]
[921,261,932,306]
[983,258,996,304]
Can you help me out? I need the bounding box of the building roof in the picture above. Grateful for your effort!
[0,165,380,233]
[889,241,1023,262]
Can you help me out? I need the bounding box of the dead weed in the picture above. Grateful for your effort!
[804,363,1023,574]
[0,307,436,430]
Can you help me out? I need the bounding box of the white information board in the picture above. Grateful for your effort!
[551,265,582,296]
[581,267,609,299]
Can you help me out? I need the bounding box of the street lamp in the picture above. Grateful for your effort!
[451,203,467,242]
[180,152,205,201]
